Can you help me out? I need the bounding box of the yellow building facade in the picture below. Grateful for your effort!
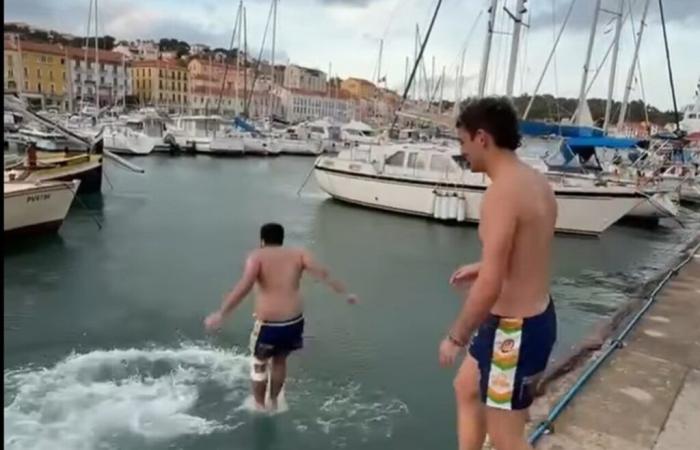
[132,60,188,111]
[4,38,70,109]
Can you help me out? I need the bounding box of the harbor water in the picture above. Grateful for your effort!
[4,155,700,450]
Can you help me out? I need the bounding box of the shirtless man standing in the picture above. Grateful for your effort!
[204,223,355,411]
[438,97,558,450]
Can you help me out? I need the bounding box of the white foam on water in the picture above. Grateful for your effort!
[4,344,250,450]
[5,344,410,449]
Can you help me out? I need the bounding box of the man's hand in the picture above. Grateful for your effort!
[347,294,359,305]
[439,337,463,367]
[204,311,224,332]
[449,263,480,286]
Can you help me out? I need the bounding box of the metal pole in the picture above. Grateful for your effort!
[505,0,527,97]
[658,0,680,132]
[617,0,651,129]
[523,0,577,119]
[477,0,499,98]
[94,0,100,116]
[404,56,409,93]
[574,0,602,124]
[439,65,445,113]
[603,0,624,132]
[243,6,248,117]
[270,0,277,118]
[413,24,418,100]
[82,0,93,112]
[377,39,384,85]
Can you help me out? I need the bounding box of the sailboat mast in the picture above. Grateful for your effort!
[82,0,93,112]
[269,0,277,118]
[658,0,680,132]
[575,0,602,125]
[617,0,651,130]
[243,6,248,117]
[477,0,499,98]
[505,0,527,98]
[94,0,100,116]
[603,0,624,132]
[377,39,384,85]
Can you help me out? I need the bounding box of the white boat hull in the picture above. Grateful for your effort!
[210,136,245,156]
[273,138,323,156]
[4,180,80,236]
[314,159,643,236]
[104,132,161,155]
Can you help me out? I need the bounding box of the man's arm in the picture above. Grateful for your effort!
[301,250,347,296]
[218,253,260,317]
[448,187,517,344]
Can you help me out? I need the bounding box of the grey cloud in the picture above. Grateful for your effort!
[318,0,375,6]
[528,0,699,32]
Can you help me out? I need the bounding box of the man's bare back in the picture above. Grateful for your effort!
[251,247,336,321]
[483,159,556,318]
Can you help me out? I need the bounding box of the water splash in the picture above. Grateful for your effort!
[4,344,409,450]
[4,344,247,450]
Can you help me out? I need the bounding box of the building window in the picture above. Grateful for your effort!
[63,72,66,81]
[37,82,42,93]
[37,68,41,78]
[49,71,54,81]
[159,69,163,77]
[101,63,105,71]
[148,69,151,77]
[50,84,55,94]
[177,72,181,80]
[8,69,13,78]
[24,67,28,77]
[24,81,28,90]
[160,93,163,100]
[159,80,163,89]
[6,55,12,65]
[177,82,181,91]
[61,58,65,64]
[101,76,105,84]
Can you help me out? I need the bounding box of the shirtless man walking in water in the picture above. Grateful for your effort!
[439,97,558,450]
[205,223,355,411]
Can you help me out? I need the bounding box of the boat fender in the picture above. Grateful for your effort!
[448,194,458,219]
[457,195,466,222]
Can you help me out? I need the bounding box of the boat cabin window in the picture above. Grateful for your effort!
[429,154,453,172]
[407,152,427,170]
[126,121,144,132]
[385,151,406,167]
[310,126,325,134]
[689,114,698,119]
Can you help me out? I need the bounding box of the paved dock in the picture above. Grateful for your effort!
[536,250,700,450]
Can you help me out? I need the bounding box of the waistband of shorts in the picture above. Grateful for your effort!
[256,313,304,327]
[484,296,554,326]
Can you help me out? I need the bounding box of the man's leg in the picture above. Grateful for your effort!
[485,407,533,450]
[454,355,486,450]
[251,358,269,410]
[269,354,288,410]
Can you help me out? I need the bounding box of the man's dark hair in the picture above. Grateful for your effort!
[455,96,521,151]
[260,222,284,246]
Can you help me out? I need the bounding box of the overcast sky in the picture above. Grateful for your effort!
[5,0,699,110]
